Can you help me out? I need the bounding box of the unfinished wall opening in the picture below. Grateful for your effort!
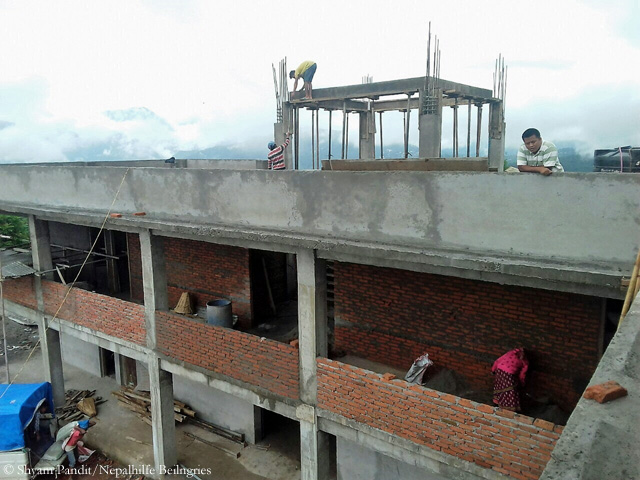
[247,250,298,343]
[99,347,116,378]
[258,409,301,470]
[48,222,131,299]
[332,261,603,421]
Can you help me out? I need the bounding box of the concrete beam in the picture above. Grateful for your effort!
[487,101,505,172]
[1,168,639,297]
[358,111,376,159]
[319,412,500,480]
[288,76,493,102]
[148,354,178,476]
[160,359,298,420]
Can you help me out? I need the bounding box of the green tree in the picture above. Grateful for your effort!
[0,215,30,248]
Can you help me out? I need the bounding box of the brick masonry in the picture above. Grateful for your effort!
[156,311,299,400]
[128,234,253,327]
[318,358,561,480]
[2,276,37,309]
[43,280,146,346]
[334,262,602,410]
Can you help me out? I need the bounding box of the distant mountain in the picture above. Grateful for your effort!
[505,144,593,172]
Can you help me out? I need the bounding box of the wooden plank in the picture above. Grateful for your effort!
[187,417,245,444]
[183,432,241,458]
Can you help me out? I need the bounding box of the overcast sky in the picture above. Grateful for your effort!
[1,0,638,163]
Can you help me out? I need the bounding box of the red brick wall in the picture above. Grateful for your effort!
[334,262,602,410]
[157,311,299,400]
[43,280,146,346]
[318,359,560,480]
[128,235,253,327]
[3,277,37,309]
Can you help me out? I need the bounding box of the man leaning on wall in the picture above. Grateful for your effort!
[517,128,564,176]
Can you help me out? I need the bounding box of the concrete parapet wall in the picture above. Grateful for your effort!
[541,292,640,480]
[0,167,638,269]
[318,358,561,479]
[156,311,300,400]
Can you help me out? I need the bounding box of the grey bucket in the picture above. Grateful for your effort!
[206,299,233,328]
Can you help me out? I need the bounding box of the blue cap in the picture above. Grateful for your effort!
[78,419,90,429]
[268,141,276,150]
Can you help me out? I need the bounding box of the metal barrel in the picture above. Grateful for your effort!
[206,299,233,328]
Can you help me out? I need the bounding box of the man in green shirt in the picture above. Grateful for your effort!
[289,61,317,100]
[517,128,564,176]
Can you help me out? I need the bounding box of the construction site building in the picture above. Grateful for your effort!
[0,75,639,480]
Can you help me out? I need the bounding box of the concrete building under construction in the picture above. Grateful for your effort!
[0,70,639,480]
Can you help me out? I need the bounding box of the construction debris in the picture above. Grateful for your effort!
[583,381,628,404]
[183,431,241,458]
[57,389,105,422]
[112,386,194,424]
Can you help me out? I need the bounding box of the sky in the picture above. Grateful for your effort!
[0,0,639,164]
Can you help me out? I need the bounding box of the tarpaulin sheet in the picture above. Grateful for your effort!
[0,383,54,452]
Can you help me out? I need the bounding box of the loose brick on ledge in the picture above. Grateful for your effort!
[583,381,628,404]
[289,339,299,349]
[382,373,396,381]
[533,418,556,431]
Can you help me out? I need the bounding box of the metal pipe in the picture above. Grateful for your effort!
[51,244,120,260]
[0,245,9,382]
[316,109,320,169]
[403,111,408,158]
[341,103,347,159]
[345,112,350,159]
[295,106,300,170]
[328,110,332,159]
[379,111,384,159]
[452,100,458,157]
[467,101,471,157]
[311,110,315,170]
[406,95,411,158]
[476,104,483,157]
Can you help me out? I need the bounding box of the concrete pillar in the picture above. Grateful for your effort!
[148,354,177,474]
[28,216,65,408]
[139,230,168,350]
[358,111,375,159]
[140,230,175,477]
[488,100,505,172]
[298,405,331,480]
[297,249,327,404]
[297,250,331,480]
[418,89,443,158]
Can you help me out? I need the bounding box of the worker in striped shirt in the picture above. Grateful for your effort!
[517,128,564,176]
[267,132,291,170]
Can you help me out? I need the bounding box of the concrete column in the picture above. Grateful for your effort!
[298,405,331,480]
[28,216,65,407]
[297,250,331,480]
[488,100,505,172]
[139,230,168,350]
[148,354,177,475]
[297,249,327,404]
[358,111,375,159]
[418,89,443,158]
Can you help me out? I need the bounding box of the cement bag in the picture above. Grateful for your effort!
[404,353,434,384]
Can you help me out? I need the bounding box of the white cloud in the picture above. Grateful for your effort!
[0,0,638,162]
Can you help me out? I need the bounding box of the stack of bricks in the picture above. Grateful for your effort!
[156,311,299,400]
[128,234,253,327]
[333,262,602,410]
[318,358,561,479]
[43,280,146,346]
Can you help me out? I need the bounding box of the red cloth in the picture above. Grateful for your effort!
[65,428,84,449]
[491,348,529,385]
